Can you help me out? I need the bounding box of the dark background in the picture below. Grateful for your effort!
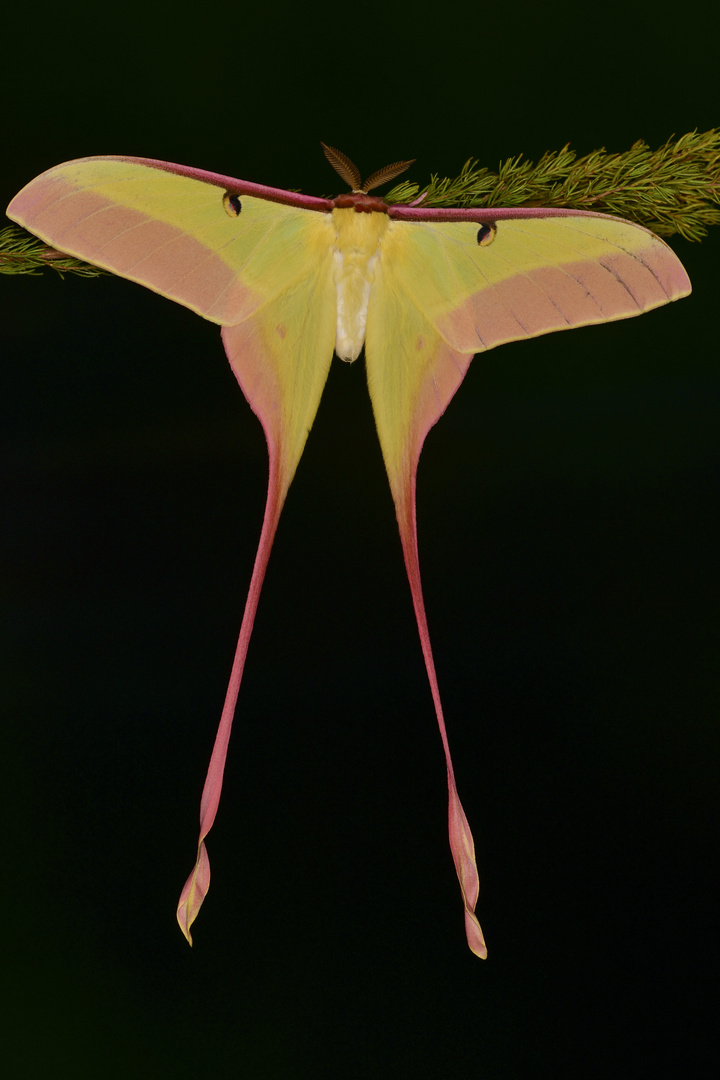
[3,4,718,1077]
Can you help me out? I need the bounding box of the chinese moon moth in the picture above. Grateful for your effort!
[7,145,691,957]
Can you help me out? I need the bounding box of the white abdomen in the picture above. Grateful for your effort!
[331,208,389,363]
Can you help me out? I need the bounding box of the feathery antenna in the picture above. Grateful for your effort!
[362,158,416,192]
[321,142,415,193]
[321,143,362,191]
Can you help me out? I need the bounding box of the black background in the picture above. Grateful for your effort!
[3,4,718,1077]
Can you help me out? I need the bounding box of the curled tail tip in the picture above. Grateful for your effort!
[177,917,194,947]
[176,841,211,946]
[466,910,488,959]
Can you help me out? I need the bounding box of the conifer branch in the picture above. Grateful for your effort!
[0,226,107,277]
[3,130,719,278]
[386,129,720,241]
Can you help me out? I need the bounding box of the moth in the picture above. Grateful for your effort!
[7,143,691,956]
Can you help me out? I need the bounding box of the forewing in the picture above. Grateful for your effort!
[385,212,691,354]
[7,156,333,326]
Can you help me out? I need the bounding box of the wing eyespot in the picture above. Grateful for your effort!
[223,192,242,217]
[476,223,497,247]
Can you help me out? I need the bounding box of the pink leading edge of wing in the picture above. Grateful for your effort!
[8,153,333,214]
[106,155,335,212]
